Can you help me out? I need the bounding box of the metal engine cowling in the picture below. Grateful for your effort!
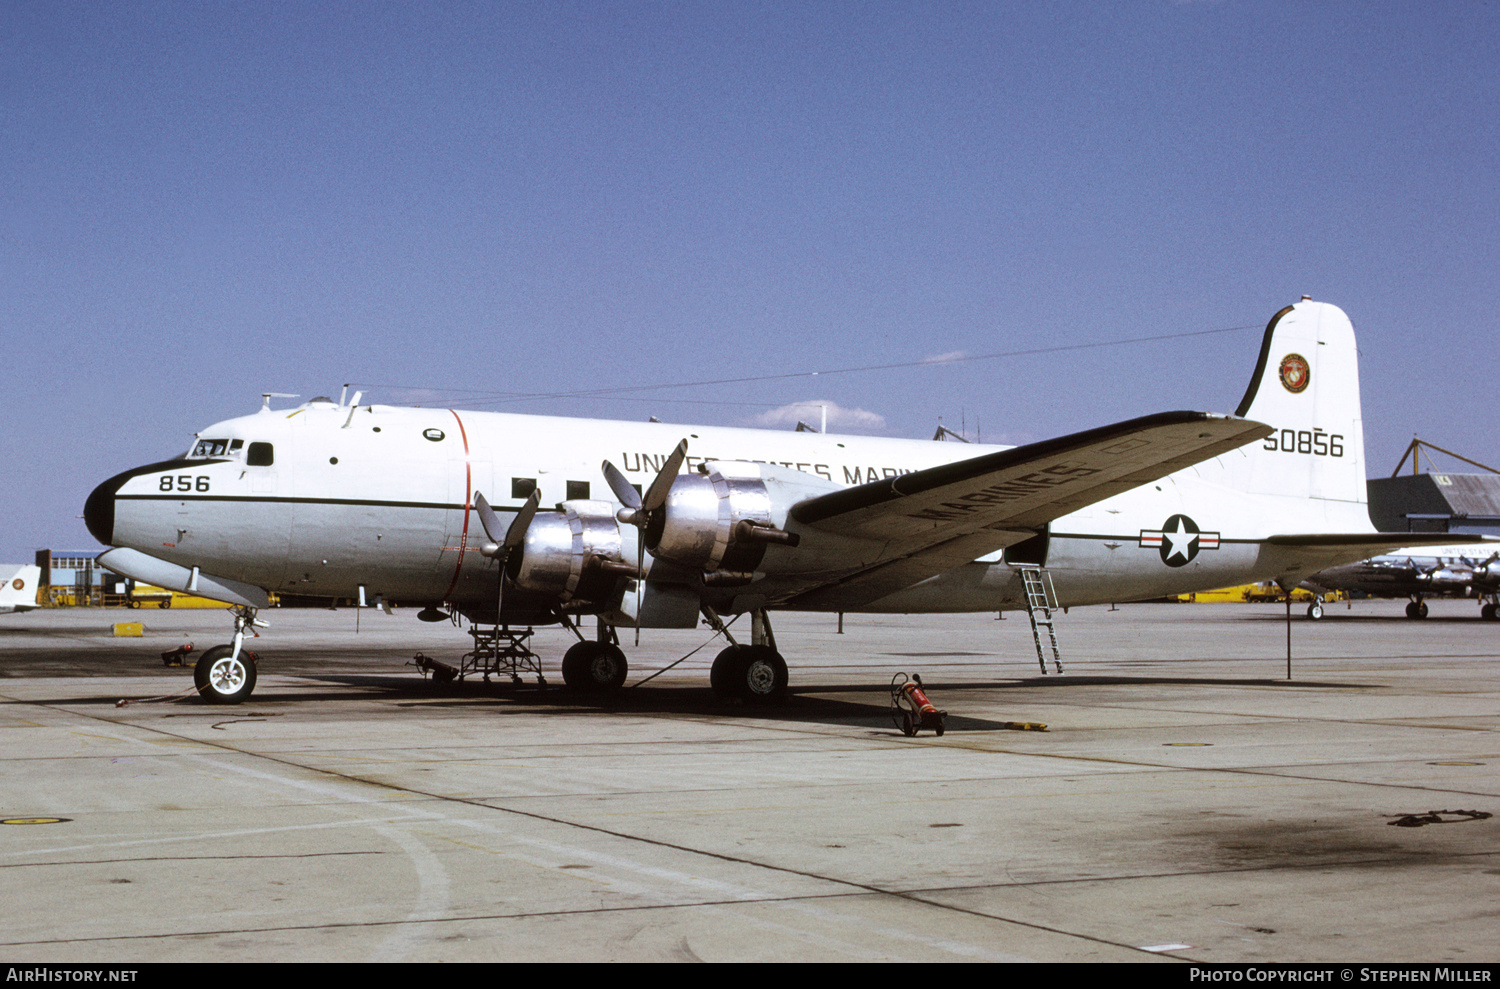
[646,463,799,580]
[507,499,639,609]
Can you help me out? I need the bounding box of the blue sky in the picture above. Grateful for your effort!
[3,1,1497,560]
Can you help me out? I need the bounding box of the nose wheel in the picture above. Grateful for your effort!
[193,605,266,704]
[194,645,258,704]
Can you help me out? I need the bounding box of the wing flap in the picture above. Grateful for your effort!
[783,531,1030,611]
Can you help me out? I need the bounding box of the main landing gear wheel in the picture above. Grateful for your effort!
[194,645,257,704]
[561,641,628,693]
[1406,601,1429,619]
[710,645,788,704]
[1306,602,1324,620]
[1481,603,1497,621]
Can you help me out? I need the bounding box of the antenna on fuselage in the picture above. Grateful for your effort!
[261,393,300,412]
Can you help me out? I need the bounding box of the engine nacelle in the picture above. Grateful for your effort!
[646,462,804,580]
[507,499,639,609]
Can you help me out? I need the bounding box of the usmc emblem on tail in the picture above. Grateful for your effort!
[1279,353,1310,394]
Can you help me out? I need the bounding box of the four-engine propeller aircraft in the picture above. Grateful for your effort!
[85,298,1487,704]
[1304,546,1500,620]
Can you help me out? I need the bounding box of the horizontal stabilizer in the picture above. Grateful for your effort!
[1267,533,1497,551]
[1262,532,1497,588]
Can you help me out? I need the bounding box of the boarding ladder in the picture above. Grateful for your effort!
[1019,566,1064,675]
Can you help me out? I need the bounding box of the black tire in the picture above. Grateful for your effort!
[901,712,916,737]
[710,646,743,700]
[1405,601,1422,619]
[710,645,788,704]
[159,597,171,609]
[193,645,257,704]
[561,642,627,693]
[1306,602,1324,620]
[1482,603,1497,621]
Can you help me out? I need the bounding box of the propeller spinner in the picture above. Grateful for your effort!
[604,439,688,529]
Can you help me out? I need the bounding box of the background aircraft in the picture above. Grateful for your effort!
[0,564,42,614]
[1304,546,1500,619]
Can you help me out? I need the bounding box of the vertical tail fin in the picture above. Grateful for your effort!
[0,564,41,613]
[1207,299,1371,526]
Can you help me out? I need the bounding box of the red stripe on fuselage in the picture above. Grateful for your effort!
[443,410,472,601]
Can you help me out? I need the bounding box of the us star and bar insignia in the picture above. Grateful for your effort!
[1139,514,1220,567]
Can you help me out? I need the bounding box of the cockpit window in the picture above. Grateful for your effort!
[191,439,230,458]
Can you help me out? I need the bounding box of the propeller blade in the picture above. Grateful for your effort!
[602,460,643,511]
[504,489,541,551]
[635,522,646,647]
[642,440,688,513]
[475,490,540,627]
[474,493,505,545]
[476,490,541,554]
[599,440,685,647]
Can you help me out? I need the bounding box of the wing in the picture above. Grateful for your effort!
[781,411,1272,608]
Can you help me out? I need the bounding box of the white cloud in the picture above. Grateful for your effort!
[751,399,886,432]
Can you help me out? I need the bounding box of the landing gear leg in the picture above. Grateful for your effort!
[195,606,266,704]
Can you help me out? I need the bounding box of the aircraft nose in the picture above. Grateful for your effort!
[85,457,197,548]
[84,475,120,546]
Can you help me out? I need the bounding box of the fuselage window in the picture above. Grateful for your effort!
[566,480,590,500]
[512,477,537,499]
[247,442,274,467]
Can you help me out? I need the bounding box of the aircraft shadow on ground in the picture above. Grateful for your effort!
[40,669,1370,734]
[54,673,1020,733]
[12,667,1371,719]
